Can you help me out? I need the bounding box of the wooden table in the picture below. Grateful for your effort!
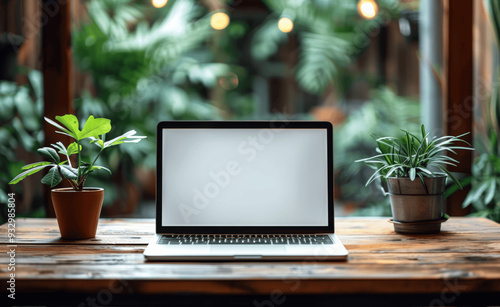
[1,217,499,306]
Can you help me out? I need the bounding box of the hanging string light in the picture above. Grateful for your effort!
[278,17,294,33]
[152,0,168,9]
[218,72,239,90]
[358,0,378,20]
[211,12,230,30]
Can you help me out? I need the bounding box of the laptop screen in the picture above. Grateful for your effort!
[159,123,331,229]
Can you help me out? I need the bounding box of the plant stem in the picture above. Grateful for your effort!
[66,152,72,168]
[77,146,103,190]
[77,140,82,182]
[86,148,104,176]
[78,175,87,189]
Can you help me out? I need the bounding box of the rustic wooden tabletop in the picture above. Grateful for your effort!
[1,217,499,306]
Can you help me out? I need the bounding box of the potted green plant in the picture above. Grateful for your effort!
[356,125,473,234]
[9,114,145,239]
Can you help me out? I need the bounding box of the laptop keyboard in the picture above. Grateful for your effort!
[158,234,333,245]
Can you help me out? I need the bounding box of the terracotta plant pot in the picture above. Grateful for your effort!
[386,176,447,234]
[51,188,104,239]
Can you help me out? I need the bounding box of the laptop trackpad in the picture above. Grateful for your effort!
[211,246,286,255]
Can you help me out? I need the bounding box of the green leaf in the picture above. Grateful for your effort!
[366,164,393,185]
[45,117,74,138]
[80,115,111,139]
[9,164,52,185]
[56,114,82,140]
[0,188,7,204]
[21,161,52,170]
[490,130,498,156]
[51,141,67,156]
[90,165,112,175]
[251,18,288,61]
[484,178,497,204]
[37,147,60,164]
[89,130,145,149]
[54,130,75,139]
[462,191,480,210]
[385,165,402,178]
[463,180,490,207]
[67,142,81,155]
[417,173,429,194]
[421,124,426,140]
[447,176,472,199]
[437,166,462,190]
[59,165,78,180]
[105,136,126,147]
[79,163,91,176]
[409,168,416,181]
[89,137,104,149]
[41,167,62,187]
[355,153,397,163]
[417,167,433,176]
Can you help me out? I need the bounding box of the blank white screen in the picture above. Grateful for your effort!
[162,128,328,226]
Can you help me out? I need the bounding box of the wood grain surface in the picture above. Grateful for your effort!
[0,217,499,305]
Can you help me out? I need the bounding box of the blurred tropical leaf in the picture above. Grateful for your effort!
[296,32,353,93]
[72,0,227,207]
[251,18,288,61]
[334,87,420,201]
[88,0,143,40]
[253,0,401,95]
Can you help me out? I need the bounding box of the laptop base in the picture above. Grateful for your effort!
[144,234,348,261]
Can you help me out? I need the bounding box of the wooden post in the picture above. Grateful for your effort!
[42,0,74,217]
[442,0,474,216]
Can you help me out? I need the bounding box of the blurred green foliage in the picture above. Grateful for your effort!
[252,0,401,95]
[72,0,234,206]
[461,134,500,222]
[445,131,500,222]
[68,0,415,215]
[452,0,500,222]
[334,87,420,208]
[0,69,44,222]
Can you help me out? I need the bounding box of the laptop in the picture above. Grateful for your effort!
[144,120,348,260]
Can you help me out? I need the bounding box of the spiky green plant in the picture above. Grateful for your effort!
[356,125,474,193]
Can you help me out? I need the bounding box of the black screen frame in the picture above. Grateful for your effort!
[156,120,334,234]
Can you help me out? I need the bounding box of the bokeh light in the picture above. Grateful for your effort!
[152,0,168,9]
[358,0,378,20]
[278,17,294,33]
[211,12,230,30]
[218,72,239,90]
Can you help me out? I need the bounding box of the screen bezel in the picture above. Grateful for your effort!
[156,120,334,234]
